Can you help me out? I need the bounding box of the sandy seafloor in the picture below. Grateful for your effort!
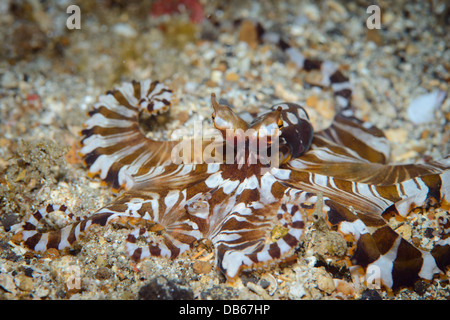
[0,0,449,300]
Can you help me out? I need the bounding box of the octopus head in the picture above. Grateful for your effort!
[211,93,248,133]
[210,93,283,145]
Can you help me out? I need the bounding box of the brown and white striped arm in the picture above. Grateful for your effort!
[276,110,449,289]
[253,21,353,109]
[79,79,177,191]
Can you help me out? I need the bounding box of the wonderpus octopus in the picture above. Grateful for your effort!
[11,35,450,293]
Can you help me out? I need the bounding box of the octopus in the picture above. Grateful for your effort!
[11,23,450,292]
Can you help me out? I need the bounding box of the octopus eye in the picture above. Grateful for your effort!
[212,114,216,120]
[278,121,284,129]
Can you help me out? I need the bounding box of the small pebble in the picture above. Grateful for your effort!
[396,224,412,241]
[407,90,447,124]
[15,274,33,292]
[0,273,17,294]
[366,29,383,46]
[95,267,111,280]
[259,278,270,289]
[413,280,428,296]
[211,70,223,83]
[238,20,258,49]
[35,286,50,298]
[246,282,271,299]
[316,268,335,294]
[138,276,194,300]
[112,23,137,38]
[44,248,60,259]
[360,289,382,300]
[333,279,355,297]
[95,255,107,267]
[385,128,408,143]
[205,80,218,88]
[192,260,213,274]
[1,71,19,89]
[225,72,240,82]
